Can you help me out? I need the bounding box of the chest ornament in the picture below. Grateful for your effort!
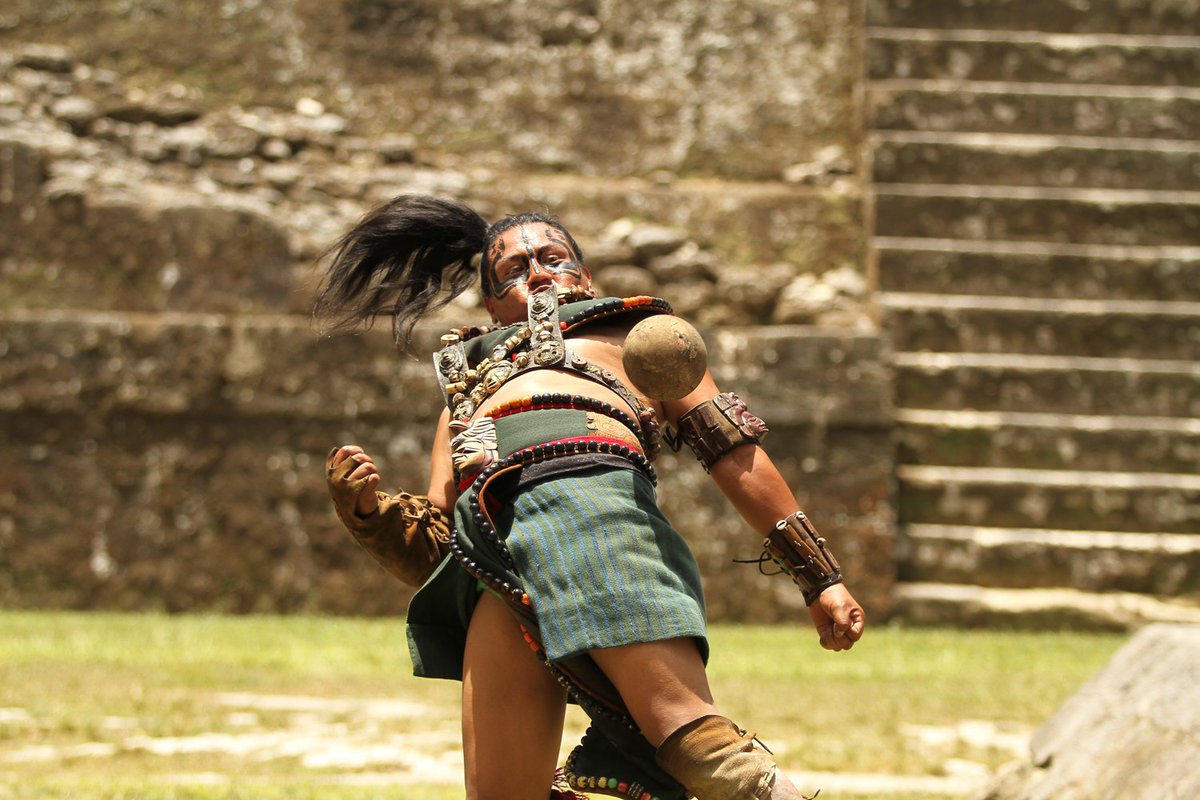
[449,416,499,475]
[434,288,567,422]
[432,293,671,460]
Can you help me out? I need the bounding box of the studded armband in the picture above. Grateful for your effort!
[763,511,843,606]
[669,392,767,472]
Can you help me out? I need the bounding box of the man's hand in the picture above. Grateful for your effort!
[324,445,451,587]
[808,583,866,652]
[327,445,382,517]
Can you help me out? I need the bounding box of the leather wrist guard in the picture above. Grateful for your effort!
[326,453,451,588]
[669,392,768,472]
[764,511,843,606]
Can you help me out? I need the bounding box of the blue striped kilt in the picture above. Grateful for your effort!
[506,466,707,662]
[405,461,708,678]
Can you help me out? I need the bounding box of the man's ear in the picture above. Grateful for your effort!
[484,295,498,322]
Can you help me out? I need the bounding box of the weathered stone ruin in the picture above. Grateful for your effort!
[0,1,891,617]
[1,0,1197,624]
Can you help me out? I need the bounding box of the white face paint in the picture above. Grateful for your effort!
[483,223,593,324]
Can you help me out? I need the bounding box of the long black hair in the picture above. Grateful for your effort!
[313,194,583,348]
[313,194,485,347]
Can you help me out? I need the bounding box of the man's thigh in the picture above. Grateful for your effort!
[589,637,718,746]
[462,592,567,800]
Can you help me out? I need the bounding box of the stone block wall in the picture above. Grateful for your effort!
[0,0,895,619]
[0,314,894,619]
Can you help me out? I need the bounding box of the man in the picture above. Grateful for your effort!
[316,195,865,800]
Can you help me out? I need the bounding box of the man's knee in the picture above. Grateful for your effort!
[654,715,810,800]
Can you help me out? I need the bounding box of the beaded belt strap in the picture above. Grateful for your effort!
[559,351,661,461]
[454,432,654,494]
[492,393,648,448]
[488,393,644,443]
[450,394,649,487]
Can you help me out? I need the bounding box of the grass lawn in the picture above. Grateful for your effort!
[0,612,1127,799]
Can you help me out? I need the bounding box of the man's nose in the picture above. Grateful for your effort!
[527,258,552,284]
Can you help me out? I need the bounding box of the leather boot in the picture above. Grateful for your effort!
[654,715,812,800]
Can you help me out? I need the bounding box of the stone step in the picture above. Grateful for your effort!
[896,409,1200,474]
[868,30,1200,86]
[892,582,1200,631]
[898,464,1200,533]
[872,132,1200,191]
[875,185,1200,247]
[869,80,1200,140]
[896,352,1200,417]
[880,292,1200,360]
[899,524,1200,595]
[867,0,1199,36]
[876,238,1200,302]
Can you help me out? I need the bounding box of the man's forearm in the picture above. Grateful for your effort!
[709,444,846,605]
[708,444,802,535]
[338,491,451,587]
[327,450,451,587]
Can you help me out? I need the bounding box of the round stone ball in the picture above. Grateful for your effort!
[622,315,708,401]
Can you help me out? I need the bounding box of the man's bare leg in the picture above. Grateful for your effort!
[588,637,717,746]
[462,591,567,800]
[591,637,807,800]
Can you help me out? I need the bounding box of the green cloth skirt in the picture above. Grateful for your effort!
[405,410,707,678]
[505,465,707,662]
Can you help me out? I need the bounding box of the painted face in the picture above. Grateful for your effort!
[483,223,593,324]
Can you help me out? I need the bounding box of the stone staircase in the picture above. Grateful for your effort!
[866,0,1200,627]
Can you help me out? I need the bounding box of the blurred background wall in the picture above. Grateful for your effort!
[0,0,1196,627]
